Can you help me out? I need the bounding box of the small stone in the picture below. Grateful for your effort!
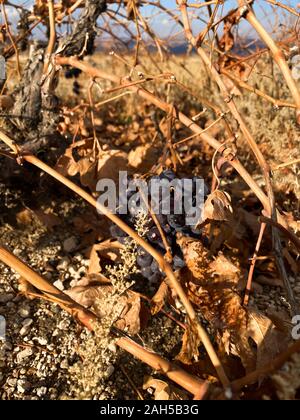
[108,343,117,353]
[57,320,69,330]
[2,341,12,351]
[57,257,70,271]
[63,237,77,253]
[16,347,33,364]
[36,386,47,397]
[37,337,48,346]
[18,306,31,318]
[17,379,31,393]
[7,378,17,387]
[104,364,115,378]
[60,359,69,369]
[22,318,33,327]
[68,266,80,280]
[53,280,64,291]
[294,286,300,294]
[0,293,14,303]
[19,318,33,336]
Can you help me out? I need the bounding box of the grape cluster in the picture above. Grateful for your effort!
[110,170,208,284]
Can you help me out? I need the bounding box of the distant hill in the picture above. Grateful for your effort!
[95,37,266,56]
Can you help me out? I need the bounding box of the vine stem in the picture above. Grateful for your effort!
[43,0,56,74]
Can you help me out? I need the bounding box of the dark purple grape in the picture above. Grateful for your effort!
[73,68,82,78]
[73,81,81,95]
[110,224,126,238]
[167,214,185,230]
[159,170,176,181]
[137,249,153,268]
[141,266,153,279]
[173,254,185,269]
[149,272,161,284]
[147,226,161,243]
[65,69,73,79]
[151,259,160,273]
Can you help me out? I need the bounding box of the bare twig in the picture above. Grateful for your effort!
[43,0,56,73]
[244,221,267,306]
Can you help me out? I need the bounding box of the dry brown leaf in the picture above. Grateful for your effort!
[65,284,141,334]
[143,376,171,400]
[201,190,233,222]
[247,309,289,371]
[176,321,201,365]
[78,150,128,192]
[64,284,110,308]
[55,145,79,177]
[56,147,129,193]
[16,208,61,230]
[128,144,158,170]
[177,235,209,280]
[178,238,289,372]
[115,291,141,335]
[151,281,169,315]
[255,275,283,288]
[88,240,122,274]
[16,209,33,225]
[33,209,61,230]
[209,253,240,277]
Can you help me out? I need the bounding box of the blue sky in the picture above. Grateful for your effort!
[3,0,300,42]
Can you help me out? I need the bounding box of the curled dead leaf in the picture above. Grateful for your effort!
[88,240,121,275]
[65,284,141,334]
[201,190,233,222]
[151,281,169,315]
[177,236,209,280]
[176,321,201,365]
[128,144,158,171]
[143,376,171,400]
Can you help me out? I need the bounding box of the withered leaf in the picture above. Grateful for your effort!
[16,208,33,226]
[143,376,171,400]
[209,253,240,277]
[88,240,121,275]
[33,209,61,230]
[151,281,169,315]
[128,144,158,171]
[55,145,79,177]
[16,208,61,230]
[177,236,209,280]
[176,321,201,365]
[201,190,233,222]
[65,284,141,334]
[78,150,128,193]
[247,309,289,371]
